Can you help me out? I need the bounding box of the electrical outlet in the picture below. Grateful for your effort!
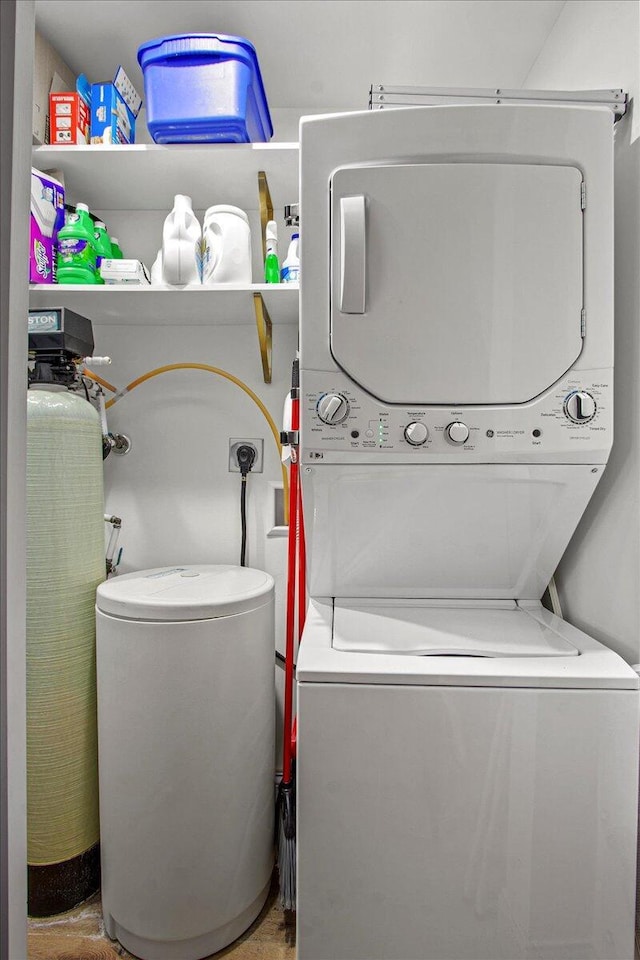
[229,438,264,473]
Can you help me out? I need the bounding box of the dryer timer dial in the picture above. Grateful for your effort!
[317,393,350,424]
[564,391,596,423]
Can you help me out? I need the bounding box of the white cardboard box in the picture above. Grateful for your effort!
[33,30,75,144]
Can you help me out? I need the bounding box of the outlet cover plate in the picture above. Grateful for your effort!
[229,438,264,473]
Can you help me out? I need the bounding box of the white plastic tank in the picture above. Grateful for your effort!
[95,564,275,960]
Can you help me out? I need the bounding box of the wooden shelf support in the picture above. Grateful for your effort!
[253,292,273,383]
[258,170,274,261]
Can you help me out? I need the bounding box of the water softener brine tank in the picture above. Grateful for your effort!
[27,390,105,913]
[95,565,276,960]
[27,308,105,916]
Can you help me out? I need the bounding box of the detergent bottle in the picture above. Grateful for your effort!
[56,203,99,285]
[93,221,113,283]
[150,249,164,284]
[202,205,252,284]
[281,233,300,284]
[161,195,202,285]
[109,237,123,259]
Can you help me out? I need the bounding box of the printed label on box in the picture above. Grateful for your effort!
[90,81,136,144]
[49,91,89,144]
[30,168,64,284]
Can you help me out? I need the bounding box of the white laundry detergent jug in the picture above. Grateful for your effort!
[150,249,164,285]
[161,195,202,285]
[202,205,252,284]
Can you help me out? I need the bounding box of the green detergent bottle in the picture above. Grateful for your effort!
[56,203,98,284]
[109,237,123,259]
[93,221,113,284]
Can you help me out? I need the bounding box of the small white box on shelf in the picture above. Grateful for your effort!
[100,259,150,285]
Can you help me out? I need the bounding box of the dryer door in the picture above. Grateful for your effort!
[330,163,584,405]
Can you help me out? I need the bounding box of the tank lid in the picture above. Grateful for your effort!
[96,564,274,621]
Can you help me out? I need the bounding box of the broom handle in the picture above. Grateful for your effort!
[282,390,299,785]
[291,474,307,759]
[298,482,307,638]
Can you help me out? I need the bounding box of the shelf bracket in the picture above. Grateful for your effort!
[258,170,274,261]
[253,292,273,384]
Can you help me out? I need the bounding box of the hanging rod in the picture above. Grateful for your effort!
[369,86,627,120]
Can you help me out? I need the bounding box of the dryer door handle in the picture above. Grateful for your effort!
[340,195,366,314]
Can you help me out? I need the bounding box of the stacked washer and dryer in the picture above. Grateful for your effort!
[296,104,640,958]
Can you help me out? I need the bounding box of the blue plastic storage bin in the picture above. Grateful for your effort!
[137,34,273,144]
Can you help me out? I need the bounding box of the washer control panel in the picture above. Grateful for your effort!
[302,370,612,462]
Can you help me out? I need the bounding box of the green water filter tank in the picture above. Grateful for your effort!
[26,388,105,916]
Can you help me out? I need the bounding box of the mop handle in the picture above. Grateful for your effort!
[282,389,300,785]
[291,475,307,759]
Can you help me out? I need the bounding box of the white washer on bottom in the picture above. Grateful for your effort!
[297,598,640,960]
[96,565,275,960]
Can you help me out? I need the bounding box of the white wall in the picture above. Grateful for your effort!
[95,319,298,766]
[526,0,640,665]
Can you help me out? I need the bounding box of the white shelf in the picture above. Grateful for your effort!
[31,143,300,212]
[29,284,299,326]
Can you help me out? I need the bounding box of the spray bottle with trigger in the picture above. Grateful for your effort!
[281,203,300,284]
[264,220,280,283]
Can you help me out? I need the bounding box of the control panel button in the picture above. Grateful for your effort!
[317,393,350,424]
[564,391,596,423]
[446,421,470,445]
[404,421,429,446]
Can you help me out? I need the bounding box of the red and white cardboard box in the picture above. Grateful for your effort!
[49,74,90,144]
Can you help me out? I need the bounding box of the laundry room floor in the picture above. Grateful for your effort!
[27,875,296,960]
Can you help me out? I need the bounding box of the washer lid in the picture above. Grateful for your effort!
[297,599,640,689]
[96,564,274,621]
[333,600,577,658]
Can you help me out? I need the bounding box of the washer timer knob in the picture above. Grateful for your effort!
[404,422,429,446]
[317,393,350,424]
[446,421,470,445]
[564,391,596,423]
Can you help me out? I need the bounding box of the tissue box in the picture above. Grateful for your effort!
[30,168,65,284]
[49,74,91,144]
[90,67,142,144]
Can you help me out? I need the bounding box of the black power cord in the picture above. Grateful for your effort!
[236,444,256,566]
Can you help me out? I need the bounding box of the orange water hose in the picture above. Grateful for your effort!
[83,369,118,393]
[86,363,289,522]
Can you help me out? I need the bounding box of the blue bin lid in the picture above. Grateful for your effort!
[137,32,261,66]
[137,33,272,136]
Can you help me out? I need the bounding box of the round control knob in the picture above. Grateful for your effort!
[445,421,470,445]
[317,393,350,424]
[564,391,596,423]
[404,421,429,446]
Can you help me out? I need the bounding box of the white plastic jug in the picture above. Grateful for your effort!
[162,195,202,285]
[150,249,164,285]
[202,205,252,284]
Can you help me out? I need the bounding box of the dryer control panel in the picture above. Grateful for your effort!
[301,369,612,464]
